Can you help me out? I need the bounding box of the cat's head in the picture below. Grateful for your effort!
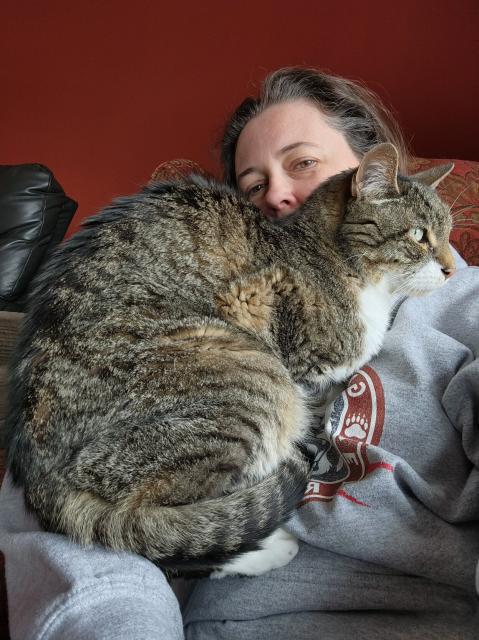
[339,143,455,296]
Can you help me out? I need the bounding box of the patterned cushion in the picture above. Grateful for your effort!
[150,158,212,184]
[151,158,479,266]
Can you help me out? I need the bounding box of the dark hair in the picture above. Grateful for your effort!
[221,67,410,186]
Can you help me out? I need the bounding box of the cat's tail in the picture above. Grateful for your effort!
[53,449,310,572]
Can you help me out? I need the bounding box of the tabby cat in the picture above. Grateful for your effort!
[6,143,454,577]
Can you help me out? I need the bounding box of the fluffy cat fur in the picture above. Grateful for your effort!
[6,143,455,576]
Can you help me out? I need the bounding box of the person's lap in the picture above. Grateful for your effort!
[183,542,478,639]
[185,610,477,640]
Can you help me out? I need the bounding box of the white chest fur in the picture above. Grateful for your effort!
[357,277,394,363]
[327,277,394,385]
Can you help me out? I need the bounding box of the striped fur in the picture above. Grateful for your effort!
[6,144,454,574]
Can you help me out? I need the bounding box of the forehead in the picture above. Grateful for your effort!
[235,99,340,172]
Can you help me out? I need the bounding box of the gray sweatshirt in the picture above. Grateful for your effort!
[1,249,478,639]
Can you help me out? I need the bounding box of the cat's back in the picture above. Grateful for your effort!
[7,178,265,459]
[56,177,251,275]
[28,178,258,328]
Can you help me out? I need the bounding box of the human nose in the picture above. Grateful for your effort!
[263,176,298,218]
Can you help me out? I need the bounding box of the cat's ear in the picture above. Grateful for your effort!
[351,143,400,199]
[409,163,455,189]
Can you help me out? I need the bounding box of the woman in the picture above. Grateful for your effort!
[1,67,477,639]
[183,68,479,638]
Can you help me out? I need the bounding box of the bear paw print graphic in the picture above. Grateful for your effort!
[344,414,369,440]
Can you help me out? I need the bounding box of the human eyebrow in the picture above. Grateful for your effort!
[237,166,257,181]
[278,141,322,154]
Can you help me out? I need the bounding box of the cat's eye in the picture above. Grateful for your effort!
[410,227,427,243]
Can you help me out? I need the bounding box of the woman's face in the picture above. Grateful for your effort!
[235,99,360,219]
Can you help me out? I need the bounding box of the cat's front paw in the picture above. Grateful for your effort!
[210,528,299,579]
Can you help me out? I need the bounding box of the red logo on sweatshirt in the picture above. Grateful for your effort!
[300,365,392,507]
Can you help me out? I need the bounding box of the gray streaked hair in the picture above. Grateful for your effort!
[221,67,410,186]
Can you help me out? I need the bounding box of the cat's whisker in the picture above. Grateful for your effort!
[394,279,414,296]
[449,182,475,215]
[343,252,369,263]
[391,267,427,296]
[447,183,478,214]
[452,216,478,224]
[452,222,479,230]
[450,205,474,216]
[387,272,413,296]
[451,213,476,224]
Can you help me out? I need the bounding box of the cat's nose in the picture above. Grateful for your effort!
[441,266,456,280]
[437,247,456,280]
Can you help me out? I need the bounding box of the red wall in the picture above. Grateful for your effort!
[1,0,478,236]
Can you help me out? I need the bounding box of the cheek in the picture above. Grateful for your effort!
[407,261,449,295]
[295,176,323,204]
[257,202,270,216]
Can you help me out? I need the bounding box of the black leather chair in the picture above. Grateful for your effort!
[0,163,77,311]
[0,163,76,639]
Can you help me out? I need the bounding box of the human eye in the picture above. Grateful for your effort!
[292,158,318,171]
[246,182,266,199]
